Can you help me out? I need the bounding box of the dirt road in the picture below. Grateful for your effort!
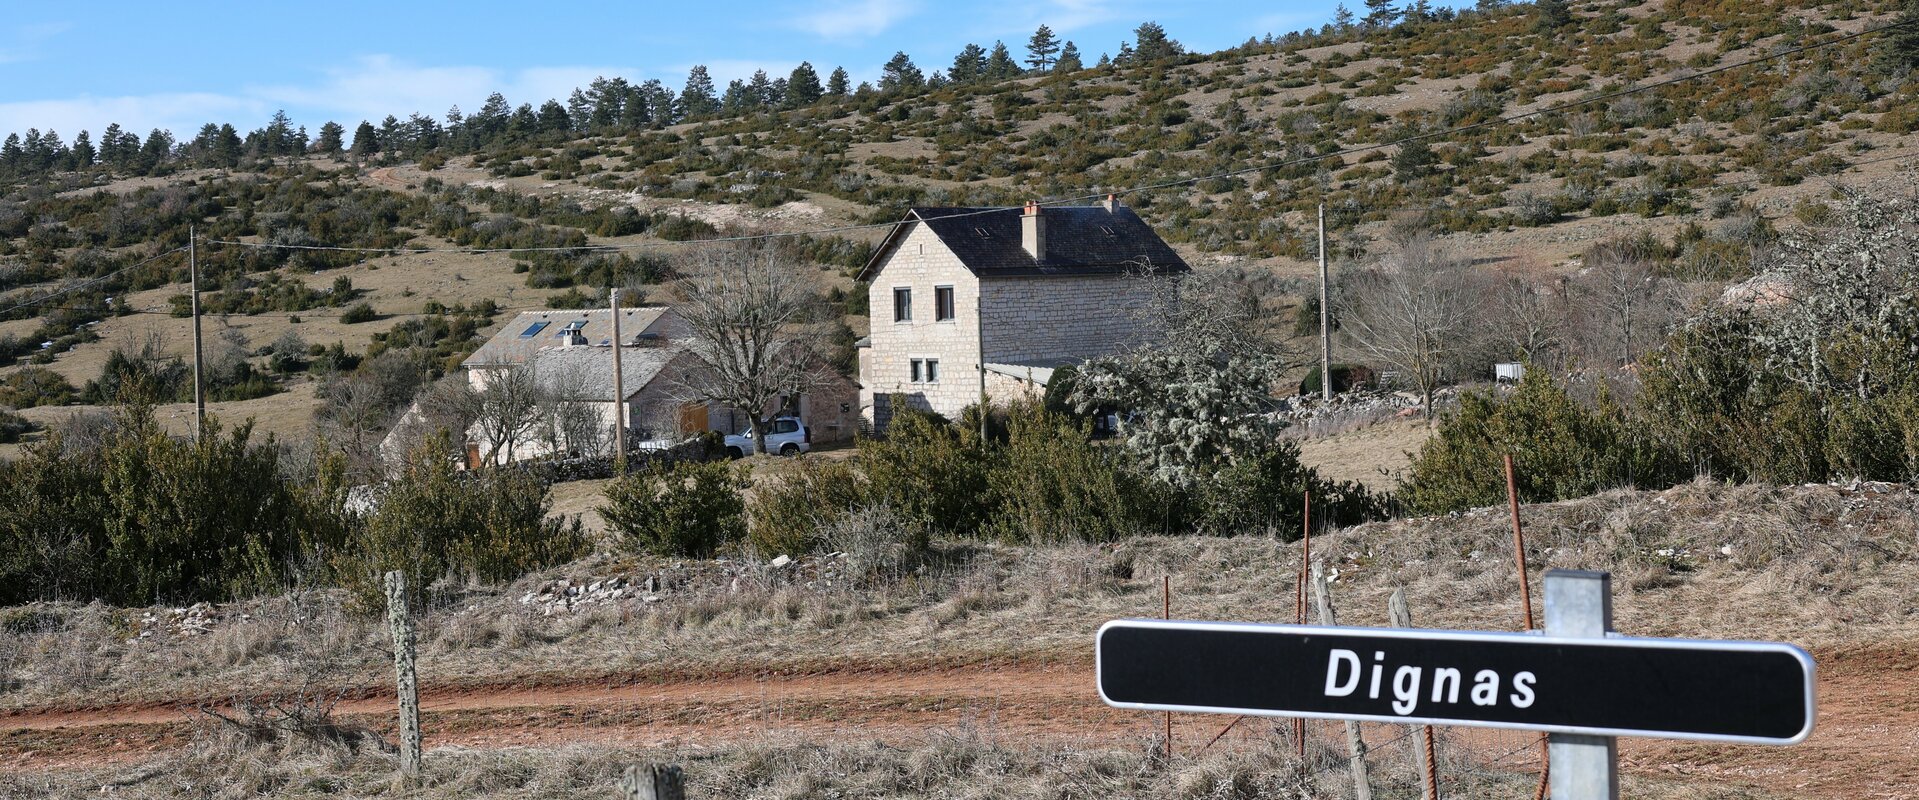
[4,653,1914,798]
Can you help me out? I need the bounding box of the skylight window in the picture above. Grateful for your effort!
[519,321,551,338]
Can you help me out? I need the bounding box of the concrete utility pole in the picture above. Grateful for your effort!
[189,225,205,438]
[610,288,626,471]
[1545,570,1619,800]
[384,571,422,782]
[1318,204,1332,401]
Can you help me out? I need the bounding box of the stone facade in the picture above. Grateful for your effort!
[862,222,985,428]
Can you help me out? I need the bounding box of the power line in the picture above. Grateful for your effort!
[0,246,187,318]
[198,14,1913,256]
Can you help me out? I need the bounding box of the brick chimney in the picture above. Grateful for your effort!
[1101,193,1120,212]
[1021,201,1045,262]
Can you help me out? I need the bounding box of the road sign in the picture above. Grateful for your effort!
[1096,619,1815,745]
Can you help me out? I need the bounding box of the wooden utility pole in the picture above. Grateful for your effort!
[620,764,685,800]
[610,289,627,472]
[1311,561,1372,800]
[189,225,205,438]
[1390,588,1440,800]
[1318,203,1332,401]
[384,571,422,782]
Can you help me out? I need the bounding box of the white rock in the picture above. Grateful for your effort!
[770,555,792,568]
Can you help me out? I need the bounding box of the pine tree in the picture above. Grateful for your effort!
[264,109,295,155]
[680,66,719,117]
[826,66,851,97]
[787,62,824,106]
[136,129,172,175]
[638,80,674,125]
[215,123,243,166]
[314,121,345,154]
[1114,41,1135,66]
[985,41,1020,79]
[566,89,593,129]
[1096,52,1112,68]
[747,69,775,106]
[1026,24,1061,72]
[1879,0,1919,73]
[619,85,653,127]
[0,134,22,172]
[1056,41,1083,73]
[350,121,379,159]
[880,51,925,93]
[1534,0,1572,31]
[1334,3,1356,31]
[100,123,124,165]
[70,130,95,167]
[1132,22,1181,62]
[950,43,987,83]
[1364,0,1399,29]
[721,79,753,113]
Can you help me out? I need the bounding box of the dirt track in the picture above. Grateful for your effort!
[4,653,1915,798]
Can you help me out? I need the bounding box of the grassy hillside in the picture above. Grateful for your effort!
[1,0,1917,453]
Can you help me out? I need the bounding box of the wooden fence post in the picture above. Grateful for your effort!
[1390,588,1440,800]
[620,764,686,800]
[1311,561,1372,800]
[384,571,422,782]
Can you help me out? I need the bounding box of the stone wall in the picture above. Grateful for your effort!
[861,222,984,427]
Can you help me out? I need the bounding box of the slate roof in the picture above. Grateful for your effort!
[856,204,1191,282]
[463,307,678,369]
[527,344,684,401]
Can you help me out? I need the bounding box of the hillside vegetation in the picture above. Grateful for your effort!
[2,1,1917,452]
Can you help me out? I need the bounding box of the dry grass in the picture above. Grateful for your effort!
[3,480,1914,714]
[1296,416,1432,490]
[4,724,1790,800]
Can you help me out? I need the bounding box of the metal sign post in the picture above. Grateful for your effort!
[1097,572,1815,754]
[1545,569,1616,799]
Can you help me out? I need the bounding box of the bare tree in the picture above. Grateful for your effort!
[317,374,392,477]
[1569,247,1677,368]
[1343,233,1485,419]
[387,375,481,467]
[1491,271,1567,368]
[535,367,607,458]
[672,243,820,455]
[472,365,542,465]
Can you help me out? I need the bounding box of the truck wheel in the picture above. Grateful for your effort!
[780,443,800,456]
[727,446,745,459]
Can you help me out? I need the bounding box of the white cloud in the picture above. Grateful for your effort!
[254,55,638,123]
[0,93,263,141]
[790,0,921,40]
[0,55,642,139]
[672,59,804,87]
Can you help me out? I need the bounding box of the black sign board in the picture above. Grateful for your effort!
[1097,620,1815,745]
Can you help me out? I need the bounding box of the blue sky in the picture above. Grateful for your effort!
[0,1,1379,141]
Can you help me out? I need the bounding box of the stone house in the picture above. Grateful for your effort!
[856,198,1190,430]
[386,307,856,466]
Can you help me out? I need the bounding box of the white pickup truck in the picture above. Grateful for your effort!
[723,416,810,457]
